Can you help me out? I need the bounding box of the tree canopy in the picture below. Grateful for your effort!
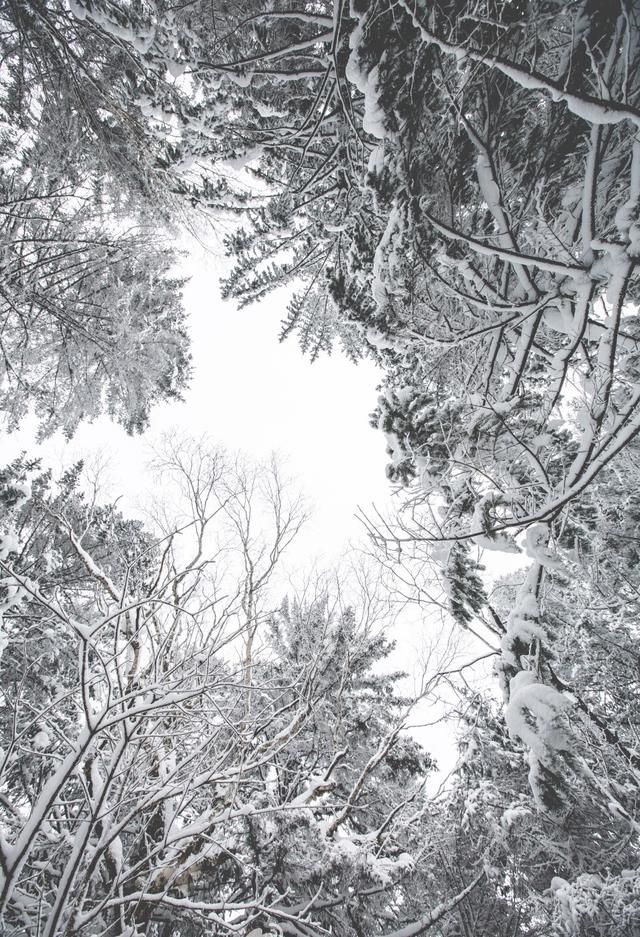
[2,1,640,934]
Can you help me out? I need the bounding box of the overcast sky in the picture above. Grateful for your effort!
[2,235,394,565]
[1,233,484,778]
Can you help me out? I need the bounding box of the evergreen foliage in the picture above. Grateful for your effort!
[2,1,640,933]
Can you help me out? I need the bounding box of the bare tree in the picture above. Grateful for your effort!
[147,435,309,720]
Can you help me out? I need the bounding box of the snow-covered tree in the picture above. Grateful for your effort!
[2,451,483,937]
[224,4,640,929]
[4,2,640,932]
[0,173,190,435]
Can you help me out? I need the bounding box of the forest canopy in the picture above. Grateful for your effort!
[1,1,640,935]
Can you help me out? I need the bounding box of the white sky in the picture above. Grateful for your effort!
[2,237,394,564]
[1,233,485,778]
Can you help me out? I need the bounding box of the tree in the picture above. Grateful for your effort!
[219,0,640,577]
[438,681,640,937]
[4,1,640,932]
[0,166,190,435]
[221,3,640,929]
[2,449,486,937]
[0,0,362,432]
[0,0,197,436]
